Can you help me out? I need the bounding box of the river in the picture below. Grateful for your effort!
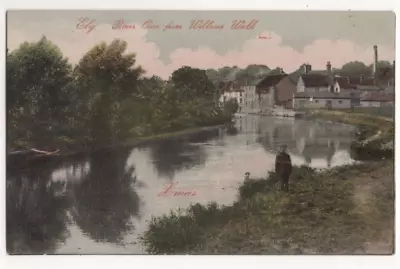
[6,114,357,254]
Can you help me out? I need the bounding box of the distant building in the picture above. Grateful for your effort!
[293,91,353,110]
[360,92,394,107]
[297,73,332,93]
[219,81,244,111]
[256,73,297,111]
[242,85,259,113]
[295,62,335,93]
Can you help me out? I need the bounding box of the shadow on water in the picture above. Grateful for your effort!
[69,148,141,245]
[148,129,221,180]
[6,163,71,254]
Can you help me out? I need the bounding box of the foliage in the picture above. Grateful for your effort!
[238,166,317,200]
[223,98,239,115]
[338,61,370,76]
[7,37,234,152]
[7,37,74,149]
[171,66,216,99]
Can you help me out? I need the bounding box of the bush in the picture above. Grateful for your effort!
[238,166,318,200]
[141,202,229,254]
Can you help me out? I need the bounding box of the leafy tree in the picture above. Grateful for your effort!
[338,61,371,77]
[218,66,241,81]
[205,69,220,85]
[7,36,73,148]
[74,39,145,144]
[171,66,216,99]
[223,98,239,116]
[369,61,393,80]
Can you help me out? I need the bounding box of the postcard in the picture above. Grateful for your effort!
[6,10,395,255]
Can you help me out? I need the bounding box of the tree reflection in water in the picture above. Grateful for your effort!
[6,163,70,254]
[70,148,140,245]
[150,138,207,180]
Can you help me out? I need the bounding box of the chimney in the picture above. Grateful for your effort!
[373,45,378,76]
[326,61,332,73]
[307,64,312,73]
[303,64,308,74]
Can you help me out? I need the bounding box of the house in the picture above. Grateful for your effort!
[256,73,297,111]
[242,85,259,113]
[293,91,354,110]
[219,81,245,111]
[360,92,394,107]
[295,62,335,93]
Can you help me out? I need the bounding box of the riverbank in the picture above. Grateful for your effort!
[7,123,227,166]
[140,111,395,254]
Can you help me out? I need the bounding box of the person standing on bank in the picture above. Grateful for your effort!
[275,144,292,192]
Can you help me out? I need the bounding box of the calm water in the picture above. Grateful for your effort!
[6,114,357,254]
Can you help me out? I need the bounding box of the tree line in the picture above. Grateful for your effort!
[7,37,236,152]
[205,60,394,87]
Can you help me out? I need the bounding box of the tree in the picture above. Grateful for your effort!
[217,66,240,81]
[7,36,73,148]
[171,66,215,99]
[205,68,220,85]
[74,39,145,144]
[223,98,239,115]
[369,61,393,80]
[338,61,371,77]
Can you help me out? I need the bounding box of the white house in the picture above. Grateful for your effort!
[296,74,332,93]
[219,81,244,111]
[242,85,260,113]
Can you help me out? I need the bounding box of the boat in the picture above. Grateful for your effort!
[7,148,60,167]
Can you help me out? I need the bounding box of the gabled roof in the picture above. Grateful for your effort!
[294,91,355,99]
[301,74,330,87]
[256,74,287,88]
[222,80,243,92]
[334,76,356,89]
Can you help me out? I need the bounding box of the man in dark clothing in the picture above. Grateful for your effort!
[275,144,292,192]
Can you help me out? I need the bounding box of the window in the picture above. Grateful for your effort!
[240,92,243,97]
[315,100,319,103]
[338,100,343,104]
[240,98,243,104]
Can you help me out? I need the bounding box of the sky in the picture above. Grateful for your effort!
[7,10,396,79]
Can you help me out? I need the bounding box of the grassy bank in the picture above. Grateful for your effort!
[141,162,394,254]
[140,111,395,255]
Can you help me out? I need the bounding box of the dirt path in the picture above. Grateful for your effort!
[352,161,394,254]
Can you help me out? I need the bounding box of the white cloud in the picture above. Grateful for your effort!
[7,23,395,79]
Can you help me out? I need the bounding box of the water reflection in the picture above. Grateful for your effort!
[7,115,357,254]
[237,115,355,167]
[6,164,70,254]
[70,149,140,244]
[149,138,208,180]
